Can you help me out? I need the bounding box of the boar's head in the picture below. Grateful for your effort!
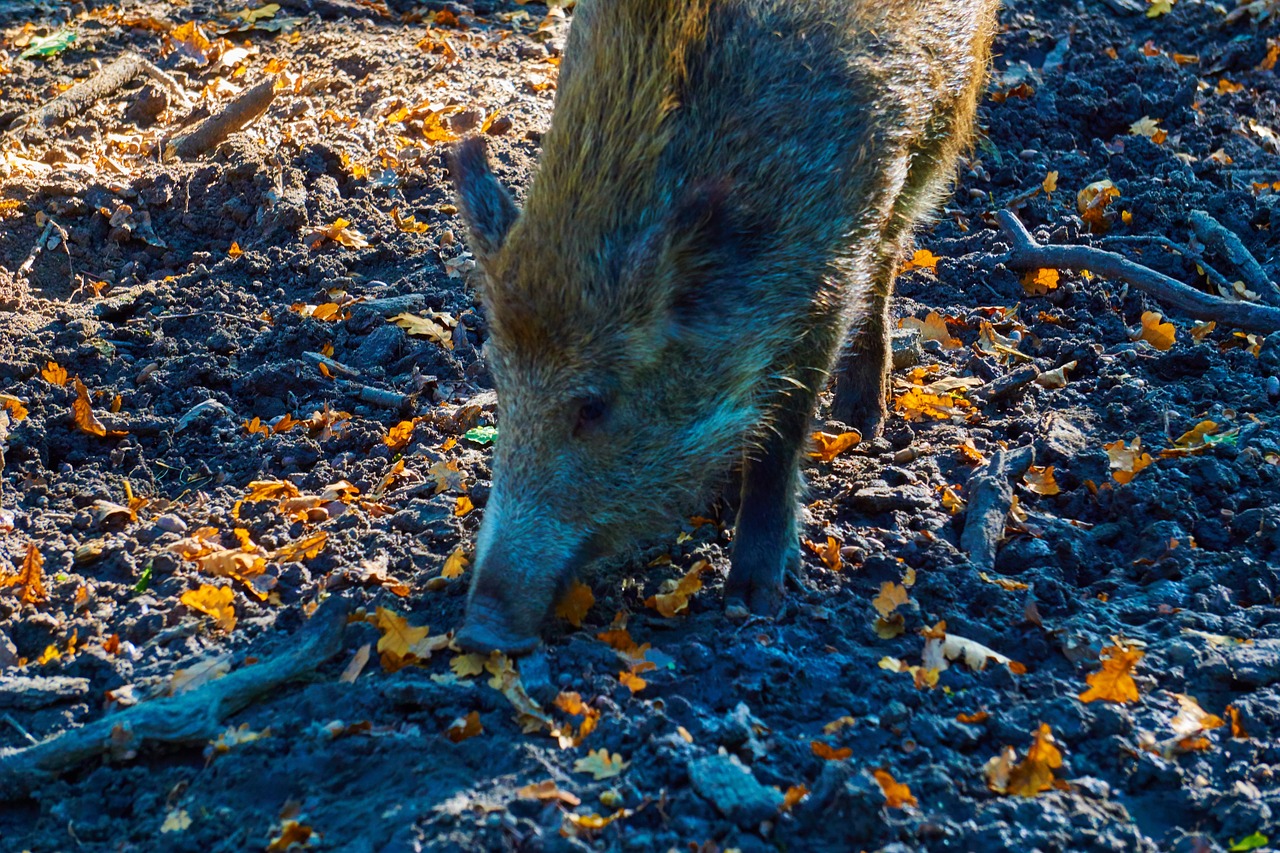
[448,137,772,654]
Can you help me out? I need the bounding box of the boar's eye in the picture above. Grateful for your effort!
[573,396,609,437]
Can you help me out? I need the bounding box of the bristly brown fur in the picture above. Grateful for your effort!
[452,0,999,651]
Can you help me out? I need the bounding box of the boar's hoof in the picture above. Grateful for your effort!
[829,396,886,441]
[455,619,542,656]
[723,578,784,619]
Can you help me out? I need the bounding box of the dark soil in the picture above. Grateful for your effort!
[2,0,1279,851]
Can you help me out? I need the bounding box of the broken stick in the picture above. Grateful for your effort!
[167,77,279,160]
[1187,209,1280,306]
[960,444,1036,573]
[0,596,350,799]
[6,52,187,136]
[995,209,1280,334]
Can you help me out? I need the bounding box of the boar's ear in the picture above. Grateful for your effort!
[449,137,519,262]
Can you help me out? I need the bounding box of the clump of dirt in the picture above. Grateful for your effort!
[2,1,1279,851]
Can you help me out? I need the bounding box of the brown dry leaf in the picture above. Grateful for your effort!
[1129,116,1168,144]
[872,582,909,618]
[427,459,465,494]
[555,580,595,627]
[1,395,27,421]
[811,740,853,761]
[442,547,468,579]
[1105,437,1154,484]
[552,690,601,747]
[804,536,842,572]
[1077,179,1121,233]
[266,821,314,852]
[809,430,861,462]
[340,643,371,684]
[181,584,236,632]
[1042,171,1058,194]
[0,543,47,604]
[986,724,1064,797]
[1079,644,1144,704]
[1023,465,1061,496]
[979,572,1029,591]
[573,748,629,780]
[274,531,328,563]
[370,607,430,669]
[901,248,941,273]
[390,311,456,349]
[72,378,126,438]
[244,480,301,503]
[1035,361,1076,389]
[823,716,856,734]
[644,560,707,618]
[516,780,582,807]
[781,785,809,812]
[391,206,431,234]
[618,670,647,693]
[446,710,483,743]
[957,710,990,724]
[228,241,243,259]
[486,654,554,733]
[41,361,69,386]
[1216,78,1244,95]
[922,623,1026,676]
[894,387,974,422]
[1134,311,1176,351]
[451,653,487,678]
[873,769,918,809]
[1189,320,1216,343]
[1170,693,1225,737]
[305,218,369,250]
[899,311,962,349]
[957,439,986,465]
[385,419,416,451]
[1021,268,1060,296]
[1226,705,1248,739]
[1159,420,1220,458]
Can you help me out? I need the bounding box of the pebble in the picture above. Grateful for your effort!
[687,754,783,828]
[155,514,187,534]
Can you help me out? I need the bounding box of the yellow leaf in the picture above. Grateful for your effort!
[371,607,430,661]
[1216,78,1244,95]
[228,241,243,259]
[894,387,974,422]
[1105,437,1154,484]
[1135,311,1176,351]
[1077,180,1120,233]
[72,378,125,438]
[0,542,47,604]
[873,769,918,809]
[811,740,852,760]
[160,809,192,833]
[1189,320,1216,343]
[181,585,236,632]
[454,495,474,517]
[1146,0,1173,17]
[1023,465,1061,496]
[809,430,861,462]
[442,547,468,579]
[1042,171,1058,194]
[515,780,581,806]
[822,716,857,735]
[899,311,962,349]
[1021,268,1060,296]
[555,580,595,627]
[644,560,707,618]
[1079,644,1144,704]
[986,724,1064,796]
[391,206,431,234]
[872,581,909,618]
[390,311,456,349]
[804,536,842,572]
[781,785,808,811]
[41,361,69,386]
[901,248,941,273]
[305,218,369,250]
[618,670,646,693]
[450,653,487,678]
[385,419,416,451]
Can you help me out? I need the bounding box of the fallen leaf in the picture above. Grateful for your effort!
[442,547,468,579]
[167,655,231,695]
[901,248,941,273]
[1021,268,1060,296]
[305,218,369,250]
[872,582,909,618]
[899,311,962,349]
[41,361,69,386]
[1042,171,1058,194]
[72,378,126,438]
[454,495,474,517]
[986,724,1064,797]
[266,820,314,852]
[1228,833,1270,852]
[516,780,581,807]
[1134,311,1176,351]
[371,607,430,667]
[811,740,853,761]
[1035,361,1076,389]
[574,748,629,780]
[1077,179,1120,233]
[1079,644,1144,704]
[385,420,416,451]
[340,644,372,684]
[555,580,595,627]
[644,560,707,618]
[618,670,646,693]
[957,710,990,724]
[873,769,918,809]
[391,311,456,349]
[0,543,47,604]
[894,387,974,422]
[804,536,842,572]
[161,809,192,833]
[446,710,483,742]
[1129,116,1167,144]
[451,653,487,678]
[1105,437,1154,484]
[1023,465,1061,496]
[822,716,856,734]
[809,430,861,462]
[781,785,809,812]
[180,585,236,632]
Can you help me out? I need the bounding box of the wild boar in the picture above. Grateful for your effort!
[450,0,998,653]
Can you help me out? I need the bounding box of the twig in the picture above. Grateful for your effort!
[995,210,1280,334]
[0,596,350,799]
[337,380,416,411]
[1101,235,1236,296]
[970,363,1040,405]
[2,713,38,746]
[303,351,360,377]
[166,77,278,160]
[1187,209,1280,305]
[960,445,1036,572]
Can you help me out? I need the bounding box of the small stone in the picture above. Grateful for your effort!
[156,514,187,534]
[688,753,784,828]
[891,328,923,370]
[849,483,932,513]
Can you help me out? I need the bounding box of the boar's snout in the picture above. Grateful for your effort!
[456,591,543,655]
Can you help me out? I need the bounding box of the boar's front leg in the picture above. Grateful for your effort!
[831,263,895,438]
[724,381,819,616]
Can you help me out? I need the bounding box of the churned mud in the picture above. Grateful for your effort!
[1,0,1279,851]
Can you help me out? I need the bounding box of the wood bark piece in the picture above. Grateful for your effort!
[960,444,1036,572]
[1187,209,1280,305]
[0,597,350,799]
[995,210,1280,334]
[970,363,1040,405]
[167,77,278,160]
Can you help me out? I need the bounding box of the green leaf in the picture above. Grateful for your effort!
[464,426,498,446]
[19,30,77,60]
[134,561,153,593]
[1229,833,1269,852]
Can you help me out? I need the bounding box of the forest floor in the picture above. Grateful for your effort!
[2,0,1280,851]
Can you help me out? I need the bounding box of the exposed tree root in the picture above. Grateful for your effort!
[960,444,1036,573]
[167,77,279,160]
